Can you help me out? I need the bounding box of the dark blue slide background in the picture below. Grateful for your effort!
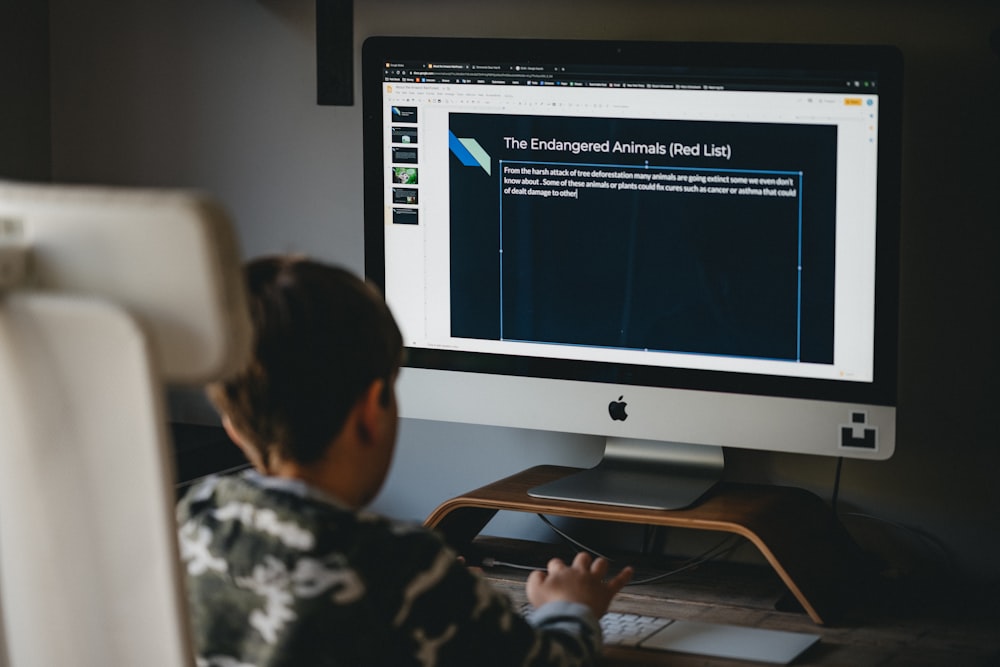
[448,113,837,363]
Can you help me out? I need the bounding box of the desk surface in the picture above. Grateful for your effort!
[475,537,1000,667]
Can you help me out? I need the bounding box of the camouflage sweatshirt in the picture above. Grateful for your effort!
[176,471,602,667]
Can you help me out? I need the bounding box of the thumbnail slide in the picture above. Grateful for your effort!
[448,113,838,363]
[392,146,419,164]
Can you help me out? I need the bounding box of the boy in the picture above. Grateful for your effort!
[177,256,632,666]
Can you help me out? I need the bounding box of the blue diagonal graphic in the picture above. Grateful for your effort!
[448,131,491,175]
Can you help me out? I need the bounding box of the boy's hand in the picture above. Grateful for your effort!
[525,552,633,618]
[456,555,483,575]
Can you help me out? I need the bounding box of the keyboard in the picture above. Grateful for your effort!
[524,604,820,664]
[600,611,671,646]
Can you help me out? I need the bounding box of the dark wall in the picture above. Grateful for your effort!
[44,0,1000,585]
[0,1,51,180]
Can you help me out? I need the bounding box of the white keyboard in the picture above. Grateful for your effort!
[523,604,820,664]
[521,603,671,647]
[600,611,671,646]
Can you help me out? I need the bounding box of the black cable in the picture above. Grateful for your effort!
[523,513,744,587]
[831,456,844,514]
[480,534,743,588]
[627,535,742,586]
[536,513,613,561]
[828,457,956,577]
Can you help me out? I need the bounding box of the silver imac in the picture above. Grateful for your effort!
[362,37,902,509]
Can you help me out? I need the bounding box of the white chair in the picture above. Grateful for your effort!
[0,181,251,667]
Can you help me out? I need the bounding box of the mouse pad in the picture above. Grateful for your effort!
[640,619,820,664]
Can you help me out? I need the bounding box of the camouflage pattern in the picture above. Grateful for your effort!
[177,472,601,667]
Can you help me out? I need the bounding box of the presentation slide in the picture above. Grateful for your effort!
[448,113,838,363]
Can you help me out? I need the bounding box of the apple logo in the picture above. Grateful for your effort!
[608,395,628,421]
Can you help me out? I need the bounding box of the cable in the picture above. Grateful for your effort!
[840,511,958,572]
[174,462,253,493]
[480,557,543,572]
[831,456,844,513]
[627,535,742,586]
[536,513,614,561]
[828,457,957,576]
[642,524,665,555]
[480,534,743,587]
[482,514,746,588]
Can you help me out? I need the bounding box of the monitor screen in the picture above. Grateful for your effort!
[363,37,902,508]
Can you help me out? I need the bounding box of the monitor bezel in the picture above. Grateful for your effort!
[362,36,903,409]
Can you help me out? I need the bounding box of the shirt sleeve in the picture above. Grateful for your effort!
[368,525,603,667]
[528,600,603,654]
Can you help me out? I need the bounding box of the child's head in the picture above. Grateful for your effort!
[207,256,402,468]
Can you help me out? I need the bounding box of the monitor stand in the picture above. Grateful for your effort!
[528,437,725,510]
[424,463,869,625]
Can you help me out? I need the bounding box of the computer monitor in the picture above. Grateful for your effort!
[362,37,902,510]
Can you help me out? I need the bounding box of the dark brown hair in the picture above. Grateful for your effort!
[208,256,402,464]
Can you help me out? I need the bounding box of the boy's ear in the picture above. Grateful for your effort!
[220,414,244,448]
[221,415,267,472]
[355,378,389,446]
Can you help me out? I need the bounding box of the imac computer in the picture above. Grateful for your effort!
[362,37,902,510]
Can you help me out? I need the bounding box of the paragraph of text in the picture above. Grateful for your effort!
[501,163,798,201]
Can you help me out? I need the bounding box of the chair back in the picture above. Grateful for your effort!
[0,182,251,667]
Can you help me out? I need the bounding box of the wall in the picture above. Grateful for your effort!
[47,0,1000,584]
[0,2,50,180]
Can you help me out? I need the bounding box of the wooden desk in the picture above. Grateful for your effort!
[425,465,871,625]
[426,467,1000,665]
[477,539,1000,666]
